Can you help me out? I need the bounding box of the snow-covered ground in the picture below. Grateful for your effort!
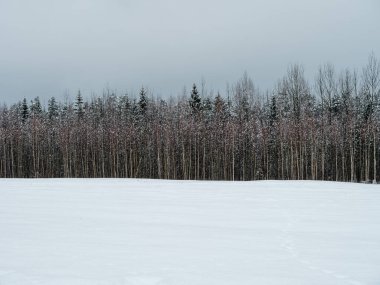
[0,179,379,285]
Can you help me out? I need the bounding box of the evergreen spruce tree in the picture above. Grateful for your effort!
[202,97,212,120]
[139,87,148,116]
[21,98,29,123]
[48,97,59,120]
[30,96,42,116]
[190,83,202,114]
[75,90,84,119]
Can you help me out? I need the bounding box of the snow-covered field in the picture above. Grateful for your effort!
[0,179,379,285]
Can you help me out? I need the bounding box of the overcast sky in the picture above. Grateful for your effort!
[0,0,379,105]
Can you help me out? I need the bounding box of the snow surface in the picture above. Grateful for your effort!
[0,179,379,285]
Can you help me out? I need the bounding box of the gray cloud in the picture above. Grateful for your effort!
[0,0,379,104]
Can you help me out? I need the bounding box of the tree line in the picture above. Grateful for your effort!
[0,54,379,182]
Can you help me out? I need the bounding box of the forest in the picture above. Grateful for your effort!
[0,54,379,182]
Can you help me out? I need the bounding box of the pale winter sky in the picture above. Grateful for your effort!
[0,0,379,105]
